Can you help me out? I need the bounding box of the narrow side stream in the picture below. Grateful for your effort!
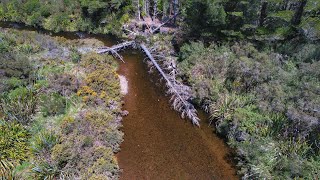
[117,50,238,180]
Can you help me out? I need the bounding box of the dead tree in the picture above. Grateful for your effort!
[142,0,150,17]
[151,12,179,34]
[140,44,200,126]
[172,0,178,25]
[153,0,158,20]
[135,0,141,20]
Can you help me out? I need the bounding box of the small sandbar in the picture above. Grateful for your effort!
[119,75,128,95]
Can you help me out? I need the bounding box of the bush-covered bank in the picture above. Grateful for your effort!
[0,0,132,36]
[0,28,124,179]
[177,41,320,179]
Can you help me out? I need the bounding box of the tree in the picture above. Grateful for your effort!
[186,0,226,36]
[291,0,308,25]
[259,1,268,26]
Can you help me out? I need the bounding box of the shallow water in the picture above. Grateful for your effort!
[116,50,238,180]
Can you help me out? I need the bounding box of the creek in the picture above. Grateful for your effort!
[0,22,238,180]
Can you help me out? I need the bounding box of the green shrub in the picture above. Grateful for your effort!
[85,146,120,179]
[0,38,10,53]
[0,53,33,79]
[30,131,58,155]
[32,162,59,180]
[51,143,74,169]
[1,87,37,124]
[2,77,25,92]
[0,120,30,163]
[178,41,320,178]
[39,93,66,117]
[70,48,81,63]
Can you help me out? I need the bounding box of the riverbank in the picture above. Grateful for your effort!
[0,27,124,179]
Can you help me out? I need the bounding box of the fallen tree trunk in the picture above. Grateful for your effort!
[140,44,200,126]
[97,41,136,63]
[97,41,135,54]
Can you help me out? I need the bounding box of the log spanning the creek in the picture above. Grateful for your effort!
[97,41,136,62]
[97,41,200,126]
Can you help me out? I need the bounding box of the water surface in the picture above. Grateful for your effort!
[117,50,238,180]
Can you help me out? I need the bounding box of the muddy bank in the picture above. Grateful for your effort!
[117,50,238,180]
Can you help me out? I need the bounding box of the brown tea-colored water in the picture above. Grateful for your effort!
[117,50,238,180]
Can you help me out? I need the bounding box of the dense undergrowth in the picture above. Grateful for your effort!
[177,41,320,179]
[0,28,123,179]
[0,0,132,36]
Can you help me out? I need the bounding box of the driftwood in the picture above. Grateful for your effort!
[97,41,136,62]
[140,44,200,126]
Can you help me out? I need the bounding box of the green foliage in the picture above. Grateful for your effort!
[178,41,320,178]
[185,0,226,36]
[0,0,131,35]
[32,162,59,180]
[1,87,37,124]
[70,47,81,63]
[30,131,58,155]
[0,121,30,163]
[3,77,25,91]
[85,146,119,179]
[0,53,33,79]
[39,93,66,117]
[0,27,123,179]
[78,53,121,106]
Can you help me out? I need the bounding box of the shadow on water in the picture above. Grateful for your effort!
[0,22,238,180]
